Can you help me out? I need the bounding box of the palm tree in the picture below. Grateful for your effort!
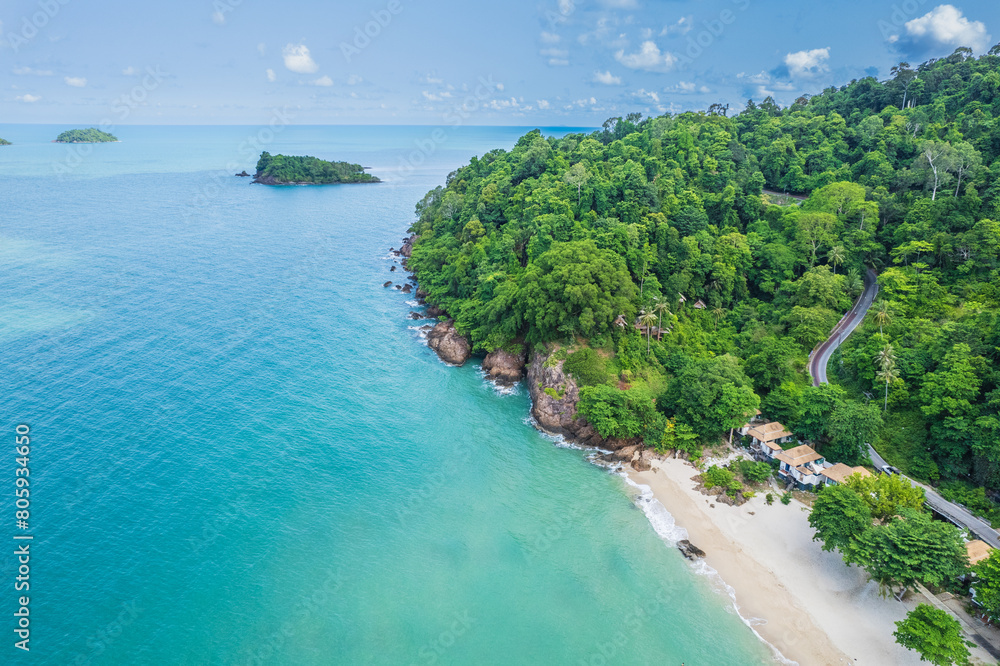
[639,311,658,355]
[873,301,892,336]
[652,299,671,333]
[712,307,725,330]
[827,246,845,275]
[845,268,863,299]
[875,344,898,411]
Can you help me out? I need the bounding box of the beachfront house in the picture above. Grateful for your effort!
[819,463,872,487]
[744,421,794,460]
[775,445,826,489]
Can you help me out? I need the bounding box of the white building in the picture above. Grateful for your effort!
[744,421,794,459]
[819,463,872,486]
[775,445,827,488]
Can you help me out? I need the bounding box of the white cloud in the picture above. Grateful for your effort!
[312,75,333,87]
[662,16,693,36]
[903,5,991,53]
[633,88,660,103]
[614,41,678,73]
[64,76,87,87]
[212,10,226,25]
[282,43,318,74]
[347,74,363,85]
[15,94,41,103]
[266,68,276,82]
[257,43,267,55]
[537,99,551,109]
[784,47,830,78]
[542,47,569,66]
[665,81,709,94]
[593,70,622,85]
[540,31,560,44]
[12,67,53,76]
[122,66,137,76]
[488,97,521,110]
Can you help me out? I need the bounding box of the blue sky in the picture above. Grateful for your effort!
[1,0,996,125]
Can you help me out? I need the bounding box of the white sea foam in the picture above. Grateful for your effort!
[515,391,795,663]
[407,325,432,341]
[617,470,796,665]
[475,367,522,396]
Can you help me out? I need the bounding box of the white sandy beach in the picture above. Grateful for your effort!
[626,456,997,666]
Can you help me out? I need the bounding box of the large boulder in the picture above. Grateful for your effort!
[630,457,652,472]
[427,320,471,366]
[482,348,526,384]
[424,304,446,318]
[526,350,583,436]
[677,540,706,560]
[400,234,416,258]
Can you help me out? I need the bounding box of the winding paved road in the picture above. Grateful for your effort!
[808,268,879,386]
[807,268,1000,547]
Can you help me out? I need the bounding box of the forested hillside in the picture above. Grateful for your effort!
[407,48,1000,499]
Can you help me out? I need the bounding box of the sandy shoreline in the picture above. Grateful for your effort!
[624,456,930,666]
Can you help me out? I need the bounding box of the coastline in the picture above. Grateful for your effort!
[623,456,926,666]
[396,241,957,666]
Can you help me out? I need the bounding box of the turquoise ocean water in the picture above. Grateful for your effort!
[0,124,775,665]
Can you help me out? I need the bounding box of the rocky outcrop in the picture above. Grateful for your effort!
[424,304,446,318]
[527,350,584,436]
[400,234,416,258]
[401,284,412,294]
[677,540,705,560]
[383,281,392,287]
[235,170,251,177]
[525,350,632,451]
[427,320,471,366]
[631,456,652,472]
[482,348,527,384]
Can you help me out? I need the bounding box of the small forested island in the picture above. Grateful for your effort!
[0,138,10,146]
[55,128,119,143]
[251,152,380,185]
[404,48,1000,663]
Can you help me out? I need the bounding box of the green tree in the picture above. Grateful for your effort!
[578,385,660,443]
[852,509,968,599]
[795,383,847,443]
[873,300,892,336]
[661,355,760,442]
[919,344,982,473]
[520,240,637,342]
[876,343,899,412]
[971,550,1000,624]
[657,418,700,457]
[844,473,926,522]
[827,401,883,464]
[827,245,845,275]
[893,604,973,666]
[794,211,838,266]
[638,310,657,355]
[809,484,872,560]
[563,162,589,206]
